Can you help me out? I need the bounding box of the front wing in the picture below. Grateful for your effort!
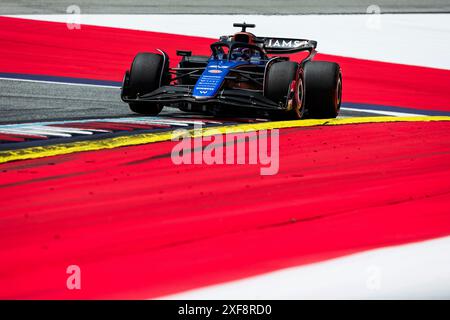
[121,86,284,111]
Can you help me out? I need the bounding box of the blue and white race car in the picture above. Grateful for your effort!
[121,23,342,119]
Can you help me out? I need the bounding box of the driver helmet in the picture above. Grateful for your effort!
[232,47,252,61]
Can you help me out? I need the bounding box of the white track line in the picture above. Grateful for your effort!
[162,236,450,300]
[0,127,72,137]
[0,76,120,89]
[24,126,95,135]
[113,119,190,126]
[0,130,48,139]
[340,107,423,117]
[48,127,112,133]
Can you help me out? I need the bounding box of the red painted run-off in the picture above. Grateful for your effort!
[1,16,450,111]
[0,121,450,299]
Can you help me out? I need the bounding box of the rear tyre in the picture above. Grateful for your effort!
[128,52,169,115]
[264,61,304,120]
[304,61,342,119]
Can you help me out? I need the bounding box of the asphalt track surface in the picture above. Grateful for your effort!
[0,79,128,123]
[1,0,450,14]
[0,78,374,124]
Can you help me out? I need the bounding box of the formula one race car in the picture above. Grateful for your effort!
[121,23,342,119]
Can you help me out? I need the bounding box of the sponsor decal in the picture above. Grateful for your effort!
[209,65,230,69]
[264,38,308,49]
[193,60,245,97]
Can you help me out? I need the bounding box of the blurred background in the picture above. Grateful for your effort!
[1,0,450,14]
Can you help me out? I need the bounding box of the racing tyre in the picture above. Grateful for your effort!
[304,61,342,118]
[264,61,304,120]
[128,52,169,115]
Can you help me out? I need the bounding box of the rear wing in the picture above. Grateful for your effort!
[257,37,317,54]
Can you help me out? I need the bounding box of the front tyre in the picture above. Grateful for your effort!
[128,102,162,115]
[127,52,169,115]
[304,61,342,119]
